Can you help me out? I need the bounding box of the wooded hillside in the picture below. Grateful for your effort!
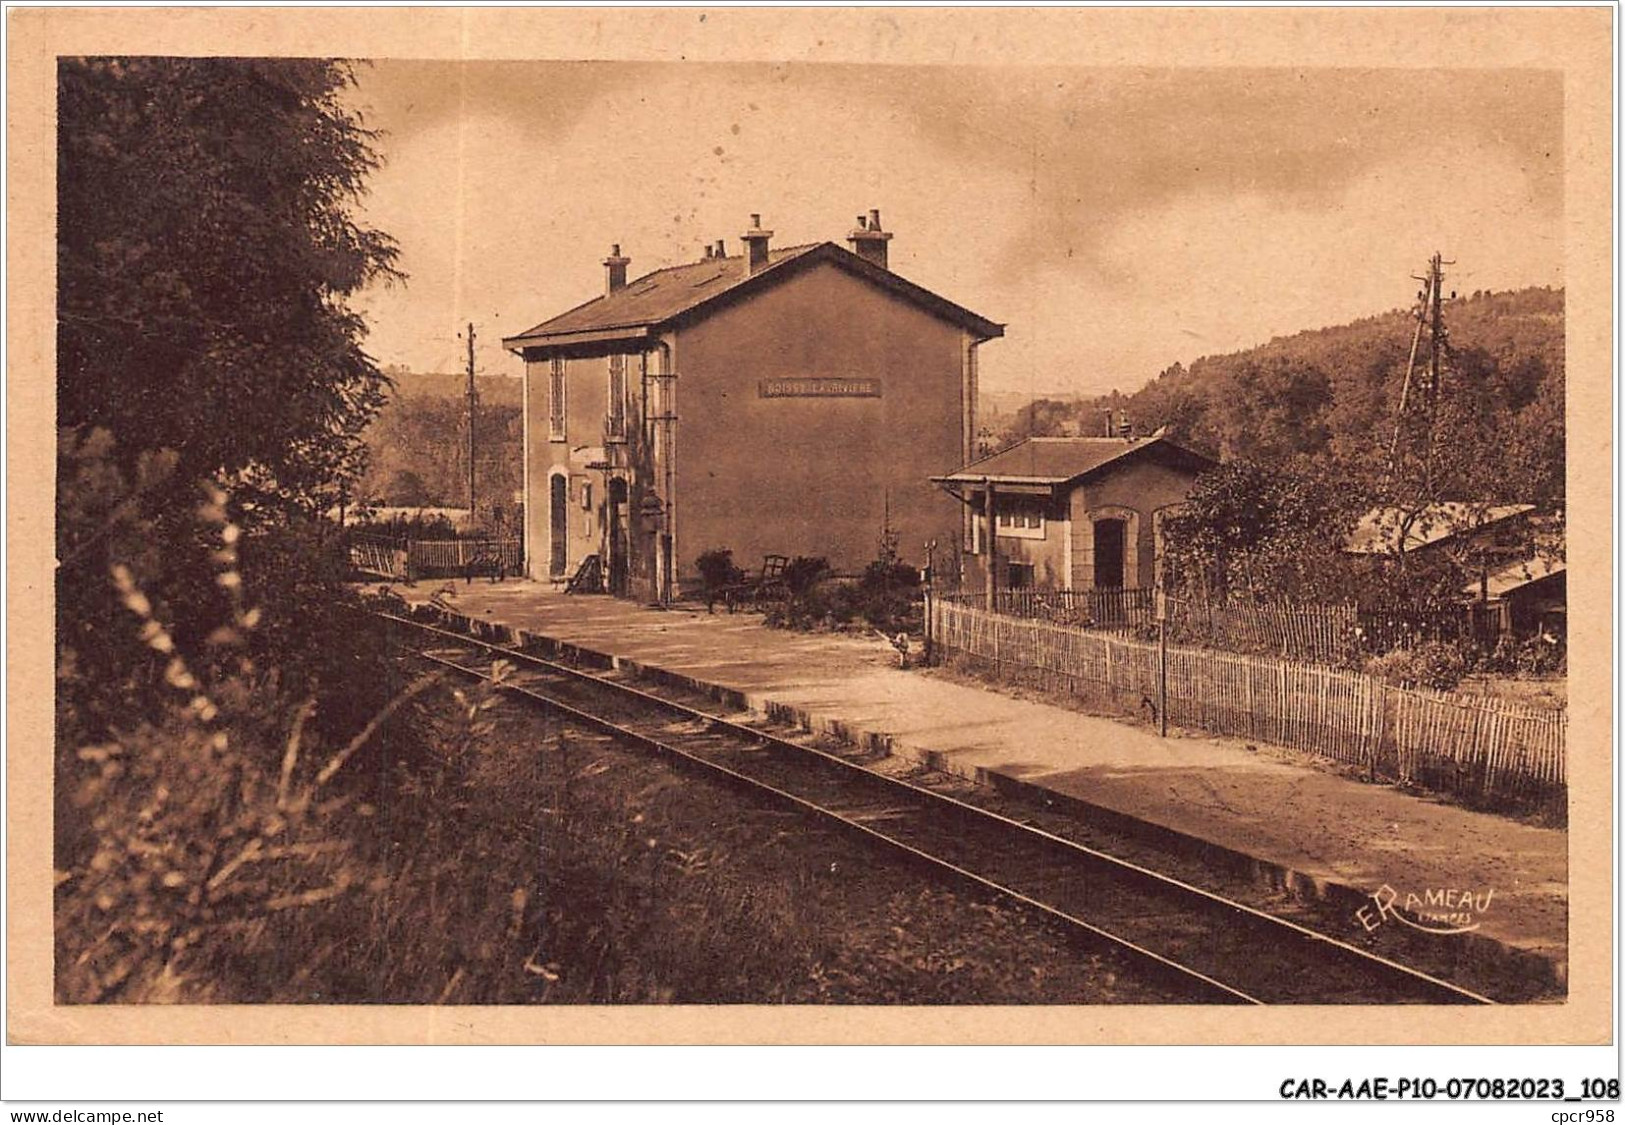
[382,367,523,407]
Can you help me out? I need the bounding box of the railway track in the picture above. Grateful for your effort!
[375,609,1494,1006]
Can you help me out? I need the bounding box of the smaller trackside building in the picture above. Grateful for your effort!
[933,435,1215,592]
[502,211,1003,602]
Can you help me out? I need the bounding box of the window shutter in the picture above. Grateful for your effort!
[549,358,567,441]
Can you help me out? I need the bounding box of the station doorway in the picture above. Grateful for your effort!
[605,477,629,596]
[549,474,568,577]
[1093,517,1127,589]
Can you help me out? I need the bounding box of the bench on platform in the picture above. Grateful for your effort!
[723,554,790,612]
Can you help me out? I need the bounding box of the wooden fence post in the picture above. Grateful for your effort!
[1277,660,1288,745]
[1369,679,1386,782]
[1158,618,1168,738]
[923,587,934,665]
[1244,657,1256,741]
[983,480,997,612]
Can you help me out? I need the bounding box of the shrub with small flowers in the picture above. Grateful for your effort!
[56,550,508,1001]
[54,450,469,1001]
[1363,640,1469,692]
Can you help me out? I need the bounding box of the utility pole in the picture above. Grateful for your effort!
[1426,252,1449,411]
[1421,253,1453,494]
[1384,252,1454,488]
[465,322,477,522]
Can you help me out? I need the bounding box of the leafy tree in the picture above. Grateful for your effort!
[1077,284,1564,623]
[1360,302,1563,607]
[355,395,522,513]
[56,57,400,736]
[1162,459,1359,604]
[57,57,400,515]
[1131,370,1213,453]
[1210,356,1334,462]
[1012,397,1079,439]
[385,469,434,508]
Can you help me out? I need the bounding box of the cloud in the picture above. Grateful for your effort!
[856,65,1564,285]
[347,61,1563,397]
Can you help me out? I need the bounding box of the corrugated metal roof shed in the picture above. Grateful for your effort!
[1466,556,1566,598]
[1345,503,1535,555]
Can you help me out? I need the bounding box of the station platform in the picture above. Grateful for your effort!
[389,580,1567,982]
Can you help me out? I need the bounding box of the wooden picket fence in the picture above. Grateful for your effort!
[1357,599,1508,652]
[1164,596,1361,664]
[927,597,1565,806]
[406,538,522,576]
[986,588,1159,630]
[943,588,1493,667]
[946,588,1362,663]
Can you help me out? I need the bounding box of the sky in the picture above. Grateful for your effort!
[346,61,1563,400]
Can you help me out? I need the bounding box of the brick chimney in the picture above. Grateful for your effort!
[847,208,893,270]
[603,244,630,295]
[741,213,774,274]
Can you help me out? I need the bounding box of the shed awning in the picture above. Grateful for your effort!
[1465,557,1565,599]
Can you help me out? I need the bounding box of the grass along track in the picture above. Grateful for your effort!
[376,609,1498,1006]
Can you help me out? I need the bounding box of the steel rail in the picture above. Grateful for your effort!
[374,608,1495,1006]
[415,646,1259,1004]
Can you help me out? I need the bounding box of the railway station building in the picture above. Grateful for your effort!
[502,210,1003,602]
[932,433,1216,593]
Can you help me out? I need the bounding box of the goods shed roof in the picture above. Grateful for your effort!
[1466,556,1566,599]
[1345,503,1535,555]
[932,435,1216,495]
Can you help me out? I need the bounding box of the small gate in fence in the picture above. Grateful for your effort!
[350,539,408,581]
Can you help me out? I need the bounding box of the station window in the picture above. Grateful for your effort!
[995,505,1045,539]
[997,511,1042,530]
[549,358,567,441]
[1006,562,1035,589]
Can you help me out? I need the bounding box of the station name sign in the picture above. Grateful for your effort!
[759,378,881,399]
